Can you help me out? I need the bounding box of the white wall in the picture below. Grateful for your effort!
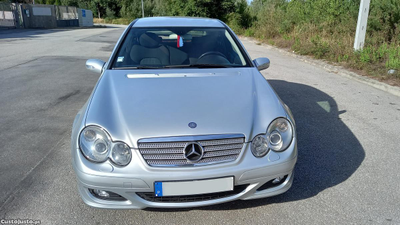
[0,10,15,27]
[78,9,93,27]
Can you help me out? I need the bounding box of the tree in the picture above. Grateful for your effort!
[165,0,236,21]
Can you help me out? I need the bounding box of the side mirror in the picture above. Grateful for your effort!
[86,59,105,74]
[253,57,270,71]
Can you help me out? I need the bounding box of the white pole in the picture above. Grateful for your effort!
[354,0,371,51]
[141,0,144,18]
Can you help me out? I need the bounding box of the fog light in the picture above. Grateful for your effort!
[89,189,127,201]
[94,189,110,198]
[256,175,289,192]
[272,176,284,184]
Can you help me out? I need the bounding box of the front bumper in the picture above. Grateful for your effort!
[72,141,297,209]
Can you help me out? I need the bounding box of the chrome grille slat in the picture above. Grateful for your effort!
[138,135,244,167]
[143,154,185,160]
[140,148,183,154]
[146,155,239,166]
[203,143,244,152]
[198,138,244,146]
[203,149,242,158]
[138,142,187,149]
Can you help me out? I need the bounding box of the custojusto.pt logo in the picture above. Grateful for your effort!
[1,219,41,225]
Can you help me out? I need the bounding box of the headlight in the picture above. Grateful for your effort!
[251,134,269,157]
[80,126,111,162]
[79,126,132,166]
[251,118,293,157]
[267,118,293,152]
[110,142,132,166]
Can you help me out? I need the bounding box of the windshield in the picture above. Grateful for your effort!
[111,27,250,69]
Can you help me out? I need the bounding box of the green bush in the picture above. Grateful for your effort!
[244,28,255,37]
[360,47,372,64]
[386,46,400,70]
[310,35,330,59]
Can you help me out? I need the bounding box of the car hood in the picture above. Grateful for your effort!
[85,68,286,148]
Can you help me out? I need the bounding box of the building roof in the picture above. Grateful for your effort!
[133,17,225,28]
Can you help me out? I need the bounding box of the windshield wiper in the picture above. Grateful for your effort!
[115,64,232,70]
[163,64,232,68]
[115,66,163,70]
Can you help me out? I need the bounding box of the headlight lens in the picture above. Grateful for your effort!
[79,126,132,166]
[80,126,111,162]
[251,118,294,157]
[251,134,269,157]
[267,118,293,152]
[110,142,132,166]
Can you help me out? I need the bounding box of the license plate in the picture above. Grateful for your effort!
[154,177,234,197]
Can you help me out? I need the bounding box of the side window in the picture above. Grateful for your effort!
[114,32,138,67]
[224,30,246,65]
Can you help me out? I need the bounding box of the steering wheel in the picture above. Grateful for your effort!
[198,51,227,60]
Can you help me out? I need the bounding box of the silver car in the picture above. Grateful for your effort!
[71,17,297,209]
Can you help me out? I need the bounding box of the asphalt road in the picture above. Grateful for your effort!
[0,26,399,225]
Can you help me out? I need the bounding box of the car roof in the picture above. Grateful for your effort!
[132,17,225,28]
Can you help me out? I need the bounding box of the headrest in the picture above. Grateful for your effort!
[139,33,160,48]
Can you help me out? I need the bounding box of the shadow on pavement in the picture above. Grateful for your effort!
[146,80,365,212]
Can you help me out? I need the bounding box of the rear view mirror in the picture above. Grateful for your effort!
[253,57,270,71]
[86,59,105,74]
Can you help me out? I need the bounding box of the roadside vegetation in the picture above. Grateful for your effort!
[35,0,400,84]
[236,0,400,85]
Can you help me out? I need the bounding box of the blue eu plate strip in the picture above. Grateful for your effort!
[154,182,163,197]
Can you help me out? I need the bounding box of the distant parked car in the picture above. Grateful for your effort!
[71,17,297,209]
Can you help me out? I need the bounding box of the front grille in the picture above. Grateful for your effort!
[136,185,248,203]
[138,135,245,167]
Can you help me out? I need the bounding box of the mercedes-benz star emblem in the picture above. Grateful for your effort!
[188,122,197,128]
[183,142,204,162]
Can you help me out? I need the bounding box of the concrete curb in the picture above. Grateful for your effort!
[241,36,400,98]
[93,23,128,28]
